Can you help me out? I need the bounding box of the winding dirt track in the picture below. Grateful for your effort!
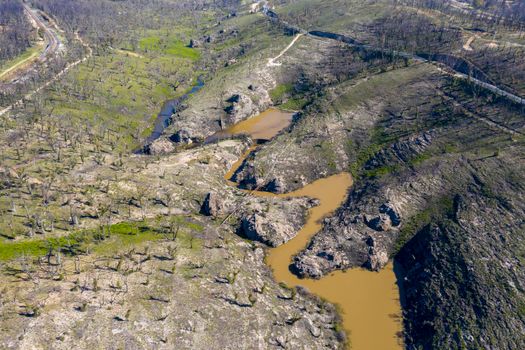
[263,9,525,107]
[23,3,61,60]
[267,33,303,67]
[0,8,92,118]
[0,4,61,82]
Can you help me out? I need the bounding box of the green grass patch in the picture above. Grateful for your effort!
[45,45,200,151]
[0,240,48,261]
[280,97,308,111]
[139,36,200,60]
[394,196,455,254]
[363,164,400,178]
[176,230,203,251]
[0,45,41,78]
[270,83,294,103]
[409,152,433,166]
[91,224,162,255]
[0,217,205,261]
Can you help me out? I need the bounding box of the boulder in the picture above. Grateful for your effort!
[224,93,255,125]
[170,129,192,144]
[201,192,225,217]
[291,255,326,279]
[292,248,348,279]
[188,39,201,48]
[146,138,175,155]
[366,248,389,270]
[240,212,295,247]
[364,213,392,231]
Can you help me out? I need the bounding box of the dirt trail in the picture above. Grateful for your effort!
[463,34,476,51]
[0,47,42,81]
[0,5,52,81]
[267,34,303,67]
[0,31,92,117]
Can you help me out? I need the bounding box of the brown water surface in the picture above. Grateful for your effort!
[223,110,403,349]
[211,108,294,143]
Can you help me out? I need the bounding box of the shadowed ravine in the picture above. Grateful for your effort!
[222,108,404,349]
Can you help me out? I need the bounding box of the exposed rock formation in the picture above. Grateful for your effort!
[241,212,295,247]
[145,138,175,155]
[201,192,226,217]
[170,129,193,144]
[188,39,201,48]
[239,197,316,247]
[224,93,258,126]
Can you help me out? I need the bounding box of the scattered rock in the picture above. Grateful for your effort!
[188,39,201,48]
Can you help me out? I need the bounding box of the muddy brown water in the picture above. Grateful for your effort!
[224,108,403,349]
[208,107,295,145]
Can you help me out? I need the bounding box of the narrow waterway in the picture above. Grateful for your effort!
[223,108,404,349]
[144,77,205,145]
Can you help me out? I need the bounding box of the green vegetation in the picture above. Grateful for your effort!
[270,83,309,111]
[0,45,41,80]
[363,164,400,178]
[349,143,383,178]
[518,300,525,318]
[280,97,308,111]
[408,152,433,166]
[0,239,48,261]
[270,83,294,103]
[0,217,204,261]
[45,39,199,151]
[394,196,455,254]
[139,36,200,60]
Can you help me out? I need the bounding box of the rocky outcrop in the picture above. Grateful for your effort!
[170,129,193,144]
[201,192,225,217]
[224,93,258,126]
[291,153,459,277]
[145,138,175,155]
[239,197,317,247]
[364,235,389,270]
[188,39,201,48]
[292,246,350,279]
[240,212,296,247]
[231,155,289,192]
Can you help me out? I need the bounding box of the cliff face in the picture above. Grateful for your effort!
[397,176,525,349]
